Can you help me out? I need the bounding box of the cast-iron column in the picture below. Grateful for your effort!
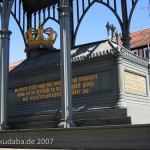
[0,0,13,130]
[0,33,1,124]
[58,0,75,128]
[0,29,11,130]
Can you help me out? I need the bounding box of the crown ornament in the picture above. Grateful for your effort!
[24,24,57,47]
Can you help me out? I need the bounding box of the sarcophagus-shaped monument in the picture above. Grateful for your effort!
[8,26,150,129]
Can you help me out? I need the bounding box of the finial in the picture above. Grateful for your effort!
[24,26,57,47]
[39,21,43,26]
[110,24,116,41]
[105,22,111,39]
[106,22,121,43]
[115,29,119,43]
[116,32,122,44]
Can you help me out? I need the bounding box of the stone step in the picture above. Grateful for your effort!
[75,116,131,127]
[9,108,130,129]
[73,108,128,120]
[10,120,59,129]
[11,116,131,129]
[9,114,60,123]
[9,108,127,123]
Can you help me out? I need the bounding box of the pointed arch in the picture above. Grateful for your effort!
[2,0,14,29]
[10,11,26,45]
[43,17,60,49]
[9,15,26,63]
[128,0,138,31]
[42,16,59,26]
[72,0,123,46]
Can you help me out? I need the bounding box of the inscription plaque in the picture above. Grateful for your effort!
[124,71,147,96]
[14,73,98,102]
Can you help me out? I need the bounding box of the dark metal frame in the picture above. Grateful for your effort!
[71,0,138,47]
[10,0,59,45]
[10,0,138,48]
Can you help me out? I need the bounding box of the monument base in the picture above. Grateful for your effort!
[8,108,131,129]
[0,123,10,130]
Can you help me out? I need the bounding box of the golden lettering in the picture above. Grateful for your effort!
[15,88,19,92]
[17,92,25,97]
[82,88,89,94]
[14,73,98,102]
[22,97,28,102]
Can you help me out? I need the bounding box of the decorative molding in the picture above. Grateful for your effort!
[121,48,148,67]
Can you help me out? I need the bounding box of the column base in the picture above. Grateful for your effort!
[58,120,76,128]
[116,99,127,109]
[0,123,10,130]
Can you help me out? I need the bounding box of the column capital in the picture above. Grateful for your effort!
[58,0,72,17]
[0,29,12,38]
[115,47,123,59]
[58,5,72,11]
[58,5,72,17]
[0,29,12,34]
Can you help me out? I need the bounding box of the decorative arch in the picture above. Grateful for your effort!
[10,0,60,47]
[10,0,27,46]
[0,0,14,29]
[10,11,26,45]
[42,17,60,49]
[72,1,122,46]
[128,0,138,31]
[9,0,138,49]
[42,16,59,26]
[72,0,138,47]
[42,3,59,26]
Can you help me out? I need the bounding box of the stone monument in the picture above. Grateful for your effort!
[8,24,150,128]
[1,1,150,149]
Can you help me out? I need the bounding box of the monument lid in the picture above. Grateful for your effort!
[10,40,147,76]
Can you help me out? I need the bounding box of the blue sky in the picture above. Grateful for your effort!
[9,0,150,63]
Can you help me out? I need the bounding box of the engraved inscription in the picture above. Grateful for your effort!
[14,73,98,102]
[124,71,147,96]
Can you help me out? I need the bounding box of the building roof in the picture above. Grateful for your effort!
[9,60,24,71]
[130,28,150,49]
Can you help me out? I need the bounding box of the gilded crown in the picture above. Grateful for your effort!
[24,25,57,47]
